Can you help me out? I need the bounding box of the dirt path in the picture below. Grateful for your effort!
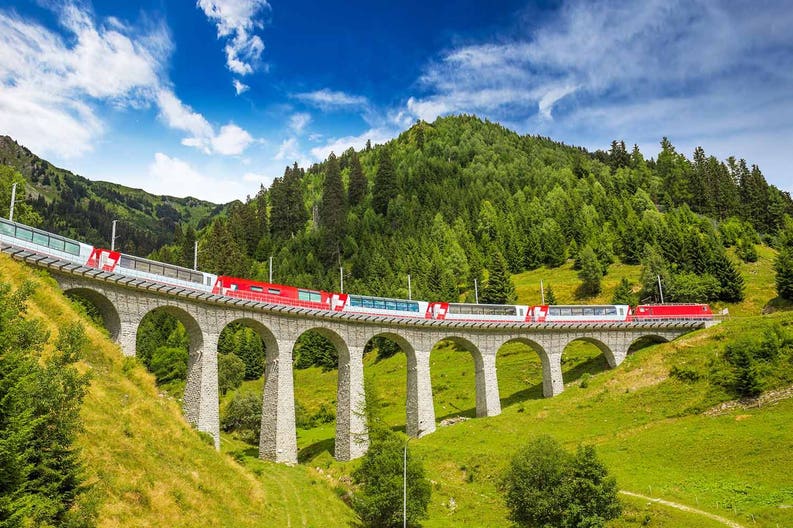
[620,491,746,528]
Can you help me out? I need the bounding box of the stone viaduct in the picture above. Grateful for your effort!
[2,244,710,464]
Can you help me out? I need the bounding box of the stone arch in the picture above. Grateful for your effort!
[63,287,121,341]
[628,333,670,355]
[560,336,614,385]
[495,337,548,408]
[296,325,366,462]
[138,304,204,355]
[428,335,498,420]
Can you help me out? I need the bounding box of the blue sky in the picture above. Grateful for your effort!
[1,0,791,202]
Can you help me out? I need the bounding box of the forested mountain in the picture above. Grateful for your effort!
[189,115,792,305]
[3,116,791,305]
[0,136,226,255]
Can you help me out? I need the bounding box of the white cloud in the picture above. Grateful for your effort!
[156,89,253,155]
[289,112,311,134]
[274,137,299,161]
[0,5,168,157]
[310,128,396,161]
[197,0,269,76]
[211,124,253,155]
[146,152,251,202]
[233,79,249,94]
[294,89,369,110]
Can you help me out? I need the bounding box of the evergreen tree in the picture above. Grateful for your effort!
[218,353,246,395]
[347,150,367,206]
[481,251,516,304]
[270,163,308,239]
[577,245,603,297]
[710,250,745,302]
[372,149,397,216]
[545,284,557,305]
[612,277,636,305]
[639,244,671,303]
[319,152,346,239]
[775,219,793,300]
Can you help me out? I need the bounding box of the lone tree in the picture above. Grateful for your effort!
[352,378,431,528]
[775,217,793,301]
[502,436,621,528]
[577,245,603,297]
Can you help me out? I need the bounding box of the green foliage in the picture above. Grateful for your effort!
[775,219,793,301]
[0,281,94,527]
[294,331,338,371]
[295,402,335,429]
[0,166,42,226]
[219,324,265,380]
[347,150,367,207]
[736,238,758,263]
[501,436,621,528]
[218,353,246,396]
[481,251,516,304]
[611,277,636,305]
[351,429,431,528]
[722,340,763,398]
[372,149,397,216]
[149,346,188,385]
[577,245,603,297]
[319,152,346,260]
[545,284,557,305]
[220,392,262,444]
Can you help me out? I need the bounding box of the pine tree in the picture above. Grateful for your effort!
[319,152,346,260]
[545,284,557,305]
[372,149,397,216]
[612,277,636,305]
[270,164,308,239]
[481,251,516,304]
[710,250,745,302]
[775,246,793,301]
[347,150,367,206]
[577,245,603,297]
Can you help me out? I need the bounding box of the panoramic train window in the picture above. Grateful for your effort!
[0,221,13,236]
[250,286,264,292]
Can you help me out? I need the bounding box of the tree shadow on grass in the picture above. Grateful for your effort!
[499,381,544,409]
[298,436,335,463]
[563,354,610,384]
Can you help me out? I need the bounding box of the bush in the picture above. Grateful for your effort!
[502,436,621,528]
[149,346,188,384]
[352,430,431,528]
[218,353,246,395]
[221,392,262,444]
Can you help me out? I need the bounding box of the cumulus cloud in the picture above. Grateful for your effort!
[233,79,249,94]
[274,137,299,161]
[310,128,396,161]
[0,5,168,157]
[294,89,369,110]
[147,152,250,202]
[197,0,269,76]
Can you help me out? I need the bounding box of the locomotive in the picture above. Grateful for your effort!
[0,217,713,323]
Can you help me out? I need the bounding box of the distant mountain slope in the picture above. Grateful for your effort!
[0,136,227,255]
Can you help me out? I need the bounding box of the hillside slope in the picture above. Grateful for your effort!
[0,135,225,256]
[0,253,355,527]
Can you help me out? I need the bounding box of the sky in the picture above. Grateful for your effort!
[0,0,791,203]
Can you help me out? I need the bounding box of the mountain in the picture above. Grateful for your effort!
[0,136,227,256]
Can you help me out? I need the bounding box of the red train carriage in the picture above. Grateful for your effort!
[631,304,713,321]
[212,276,331,310]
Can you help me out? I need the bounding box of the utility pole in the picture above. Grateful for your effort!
[474,278,479,304]
[540,279,545,304]
[340,267,344,293]
[657,274,664,304]
[193,240,198,271]
[111,220,118,251]
[269,256,273,283]
[408,274,412,300]
[9,182,17,222]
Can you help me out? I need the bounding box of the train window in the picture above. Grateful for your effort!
[594,307,604,316]
[16,227,33,241]
[571,308,583,316]
[298,290,311,301]
[519,308,524,316]
[0,222,13,236]
[409,303,419,312]
[583,307,594,316]
[65,241,80,255]
[363,298,374,308]
[606,307,616,315]
[559,308,572,316]
[386,301,397,310]
[619,307,624,315]
[549,307,560,316]
[349,296,362,307]
[268,288,280,295]
[230,284,238,291]
[250,286,263,292]
[48,238,64,251]
[374,299,386,309]
[310,292,322,303]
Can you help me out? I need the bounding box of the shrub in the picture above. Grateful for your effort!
[221,392,262,444]
[502,436,621,528]
[218,353,246,395]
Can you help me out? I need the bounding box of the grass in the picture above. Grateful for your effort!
[0,253,355,528]
[5,241,792,527]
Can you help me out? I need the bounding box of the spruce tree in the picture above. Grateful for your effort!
[319,152,346,261]
[711,250,745,302]
[372,149,397,216]
[577,245,603,297]
[545,284,557,305]
[775,246,793,301]
[347,150,367,206]
[481,251,516,304]
[612,277,636,305]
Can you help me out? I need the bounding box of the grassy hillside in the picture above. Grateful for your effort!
[220,251,793,528]
[0,253,355,527]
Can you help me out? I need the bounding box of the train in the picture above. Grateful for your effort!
[0,216,714,323]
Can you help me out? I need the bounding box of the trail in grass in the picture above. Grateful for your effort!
[620,491,746,528]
